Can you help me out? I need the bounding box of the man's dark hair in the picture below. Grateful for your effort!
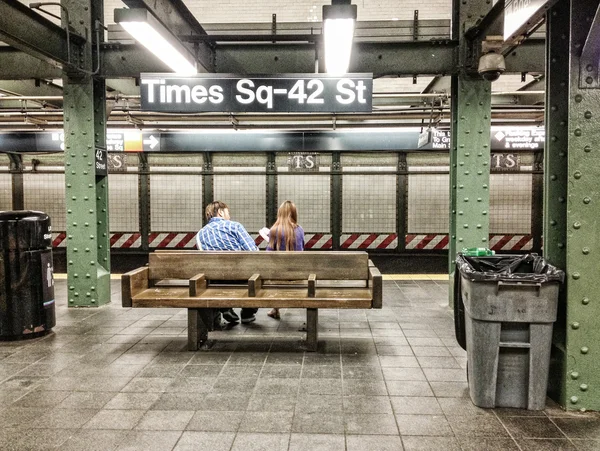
[205,201,229,221]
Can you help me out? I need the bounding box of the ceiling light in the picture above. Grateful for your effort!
[322,0,357,75]
[114,8,197,75]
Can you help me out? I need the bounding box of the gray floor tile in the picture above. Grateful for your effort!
[199,392,251,411]
[296,394,343,413]
[344,413,399,435]
[105,392,161,410]
[59,429,128,451]
[346,434,404,451]
[343,396,393,414]
[84,409,146,430]
[402,436,461,451]
[344,379,388,396]
[32,407,99,429]
[260,364,302,378]
[288,433,345,451]
[175,431,235,451]
[186,410,244,431]
[116,431,183,451]
[386,380,434,397]
[230,432,290,451]
[11,389,70,407]
[292,412,345,434]
[391,396,442,414]
[301,365,342,379]
[429,381,469,398]
[516,439,578,451]
[300,378,343,395]
[458,437,521,450]
[552,417,600,439]
[151,392,206,410]
[239,410,294,433]
[343,365,384,380]
[570,439,600,450]
[395,414,454,436]
[135,410,194,430]
[501,417,567,439]
[447,415,509,437]
[382,367,426,381]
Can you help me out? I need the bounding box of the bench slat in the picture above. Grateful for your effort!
[131,287,373,309]
[148,251,368,281]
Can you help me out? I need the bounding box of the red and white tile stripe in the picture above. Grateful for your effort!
[405,234,449,250]
[489,234,533,251]
[303,233,333,249]
[52,232,533,252]
[341,234,398,249]
[148,233,196,249]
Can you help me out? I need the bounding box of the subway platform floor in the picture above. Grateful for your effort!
[0,279,598,451]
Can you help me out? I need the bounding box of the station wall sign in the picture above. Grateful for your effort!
[140,73,373,113]
[288,152,319,172]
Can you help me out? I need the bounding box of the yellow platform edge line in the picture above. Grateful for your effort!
[54,273,449,281]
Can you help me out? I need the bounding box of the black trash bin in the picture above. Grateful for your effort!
[454,253,564,409]
[0,210,56,340]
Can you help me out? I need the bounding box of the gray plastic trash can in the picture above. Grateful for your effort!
[456,254,564,410]
[0,210,56,340]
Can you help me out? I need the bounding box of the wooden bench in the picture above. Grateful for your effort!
[121,251,382,351]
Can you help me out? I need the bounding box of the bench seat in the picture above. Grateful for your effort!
[131,287,374,309]
[122,251,382,351]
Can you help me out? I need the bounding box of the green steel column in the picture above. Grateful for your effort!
[63,0,110,306]
[448,0,493,306]
[396,153,407,252]
[449,78,492,262]
[560,0,600,411]
[544,0,570,406]
[139,153,150,251]
[8,154,23,210]
[266,152,277,226]
[331,152,342,250]
[202,153,213,226]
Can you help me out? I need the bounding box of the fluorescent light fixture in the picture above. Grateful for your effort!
[114,8,197,75]
[322,0,357,75]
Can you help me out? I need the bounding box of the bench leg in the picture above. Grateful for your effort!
[305,308,318,352]
[187,308,209,351]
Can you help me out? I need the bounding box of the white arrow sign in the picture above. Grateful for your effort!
[143,135,159,149]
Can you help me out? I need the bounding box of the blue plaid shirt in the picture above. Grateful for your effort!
[196,217,258,251]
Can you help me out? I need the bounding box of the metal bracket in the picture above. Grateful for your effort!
[579,3,600,88]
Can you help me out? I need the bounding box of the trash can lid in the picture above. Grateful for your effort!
[0,210,49,222]
[456,253,564,283]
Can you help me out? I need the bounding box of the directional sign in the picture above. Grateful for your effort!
[143,135,159,150]
[504,0,554,41]
[95,146,107,176]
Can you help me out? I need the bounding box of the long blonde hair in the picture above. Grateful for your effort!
[269,201,298,251]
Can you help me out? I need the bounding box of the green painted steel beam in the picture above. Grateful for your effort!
[448,0,493,306]
[0,0,84,69]
[63,0,110,307]
[562,0,600,411]
[0,39,546,80]
[544,1,569,407]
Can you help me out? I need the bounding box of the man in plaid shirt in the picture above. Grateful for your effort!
[196,201,259,324]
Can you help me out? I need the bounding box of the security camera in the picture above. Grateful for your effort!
[477,37,505,82]
[478,52,506,82]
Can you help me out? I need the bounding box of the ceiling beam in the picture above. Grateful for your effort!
[0,39,545,80]
[122,0,215,73]
[0,0,84,69]
[421,76,451,94]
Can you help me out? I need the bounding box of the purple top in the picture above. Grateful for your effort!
[266,225,305,251]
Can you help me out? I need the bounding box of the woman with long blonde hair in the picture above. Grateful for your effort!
[266,200,304,318]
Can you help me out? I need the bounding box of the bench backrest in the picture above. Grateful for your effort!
[148,251,369,281]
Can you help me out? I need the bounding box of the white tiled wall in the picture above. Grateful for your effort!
[0,173,12,211]
[214,174,266,232]
[278,174,330,232]
[150,174,203,232]
[109,174,139,231]
[342,174,396,233]
[490,173,532,234]
[24,173,66,230]
[407,173,449,234]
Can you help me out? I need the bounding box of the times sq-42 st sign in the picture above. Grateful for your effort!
[140,74,373,113]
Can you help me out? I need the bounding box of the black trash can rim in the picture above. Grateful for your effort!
[456,253,564,283]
